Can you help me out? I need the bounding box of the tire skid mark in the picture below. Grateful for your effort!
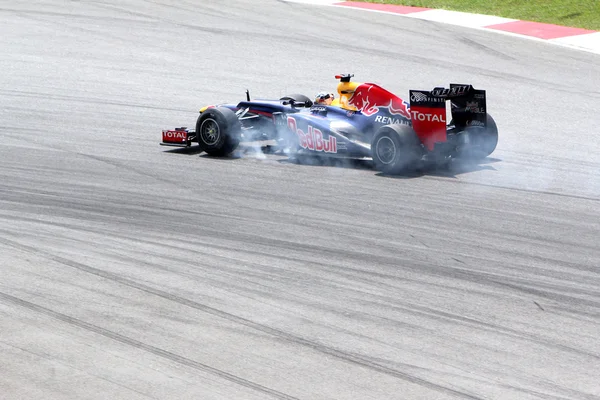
[0,340,160,400]
[2,212,598,337]
[0,236,484,400]
[495,384,580,400]
[0,216,496,339]
[0,292,298,400]
[0,185,593,276]
[2,211,598,308]
[458,36,516,61]
[107,237,597,366]
[0,6,156,23]
[4,220,598,371]
[356,296,600,361]
[2,191,598,277]
[423,175,600,202]
[3,167,598,254]
[4,208,596,308]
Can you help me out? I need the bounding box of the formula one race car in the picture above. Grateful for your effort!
[161,74,498,174]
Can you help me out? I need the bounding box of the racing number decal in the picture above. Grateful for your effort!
[287,117,337,153]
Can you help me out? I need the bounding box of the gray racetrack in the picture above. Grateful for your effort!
[1,1,599,399]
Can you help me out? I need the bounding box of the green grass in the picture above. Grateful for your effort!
[357,0,600,30]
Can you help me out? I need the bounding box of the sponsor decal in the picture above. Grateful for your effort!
[287,117,337,153]
[432,85,469,97]
[162,129,187,142]
[410,91,445,104]
[466,101,485,113]
[410,92,429,102]
[310,106,327,112]
[410,110,446,123]
[409,106,447,151]
[347,84,410,118]
[273,112,287,127]
[469,120,485,127]
[374,115,410,125]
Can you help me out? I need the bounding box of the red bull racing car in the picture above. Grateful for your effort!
[161,74,498,174]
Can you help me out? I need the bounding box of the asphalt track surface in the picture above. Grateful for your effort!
[1,1,599,399]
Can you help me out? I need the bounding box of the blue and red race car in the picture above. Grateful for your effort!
[161,74,498,174]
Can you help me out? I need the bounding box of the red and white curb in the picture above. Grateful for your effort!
[283,0,600,55]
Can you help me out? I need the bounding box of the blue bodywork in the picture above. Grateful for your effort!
[219,98,412,158]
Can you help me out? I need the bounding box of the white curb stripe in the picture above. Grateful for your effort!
[550,32,600,53]
[403,9,517,28]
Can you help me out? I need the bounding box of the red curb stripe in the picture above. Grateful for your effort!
[337,1,430,14]
[486,20,595,40]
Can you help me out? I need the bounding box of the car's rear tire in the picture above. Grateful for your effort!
[371,124,421,174]
[196,107,241,156]
[459,113,498,159]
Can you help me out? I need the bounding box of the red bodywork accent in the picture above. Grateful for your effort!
[347,83,410,119]
[231,108,274,120]
[409,106,447,151]
[486,20,594,40]
[162,129,188,144]
[249,109,274,120]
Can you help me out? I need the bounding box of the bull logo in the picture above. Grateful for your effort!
[347,84,410,119]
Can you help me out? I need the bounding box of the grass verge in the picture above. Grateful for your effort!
[357,0,600,30]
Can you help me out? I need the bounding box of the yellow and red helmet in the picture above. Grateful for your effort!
[314,92,335,105]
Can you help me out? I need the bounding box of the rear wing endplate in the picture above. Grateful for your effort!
[433,84,487,128]
[408,84,487,150]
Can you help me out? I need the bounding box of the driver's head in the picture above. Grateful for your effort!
[315,92,334,105]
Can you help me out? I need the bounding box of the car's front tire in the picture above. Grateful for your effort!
[196,107,241,156]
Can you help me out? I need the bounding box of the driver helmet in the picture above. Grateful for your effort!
[314,92,335,105]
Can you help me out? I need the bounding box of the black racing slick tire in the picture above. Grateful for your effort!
[460,113,498,160]
[371,124,421,174]
[279,93,313,107]
[196,107,241,156]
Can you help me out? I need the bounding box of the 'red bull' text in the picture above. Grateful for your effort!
[287,117,337,153]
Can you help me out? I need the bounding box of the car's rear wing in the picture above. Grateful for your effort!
[408,84,487,150]
[411,84,487,126]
